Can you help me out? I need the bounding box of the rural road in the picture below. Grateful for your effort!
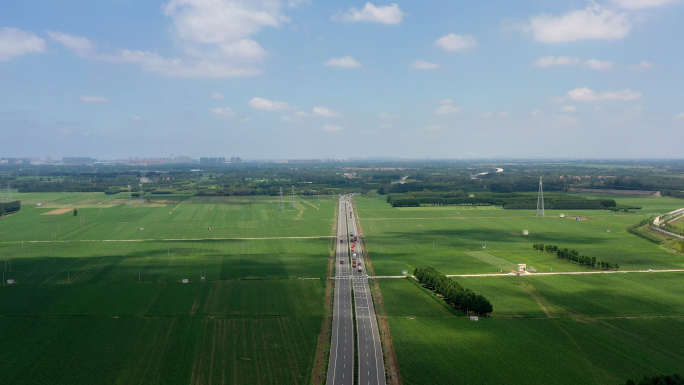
[327,195,385,385]
[372,269,684,279]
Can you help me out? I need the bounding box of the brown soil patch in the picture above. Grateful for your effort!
[41,208,73,215]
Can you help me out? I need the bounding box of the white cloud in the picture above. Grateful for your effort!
[630,61,653,71]
[566,87,642,102]
[50,31,263,78]
[288,0,311,7]
[612,0,679,9]
[334,3,406,24]
[313,106,341,117]
[675,113,684,119]
[535,56,615,70]
[434,33,477,51]
[80,95,110,103]
[481,112,493,118]
[423,124,447,132]
[410,60,439,69]
[583,59,615,70]
[551,114,579,124]
[434,105,461,114]
[249,97,290,110]
[498,111,509,118]
[562,105,576,112]
[47,31,95,57]
[162,0,289,44]
[211,92,226,99]
[99,48,261,78]
[379,113,398,119]
[322,124,343,132]
[534,56,581,67]
[131,116,143,122]
[210,107,235,116]
[242,117,251,123]
[0,27,45,61]
[531,110,542,116]
[324,56,362,68]
[380,123,393,128]
[527,5,630,43]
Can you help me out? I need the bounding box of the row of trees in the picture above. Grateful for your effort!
[0,200,21,217]
[533,244,620,270]
[414,266,493,316]
[626,373,683,385]
[387,192,617,210]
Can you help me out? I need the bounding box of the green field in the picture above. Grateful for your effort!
[360,195,684,385]
[0,193,334,384]
[357,195,684,276]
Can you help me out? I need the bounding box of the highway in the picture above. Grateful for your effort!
[327,195,354,385]
[327,194,385,385]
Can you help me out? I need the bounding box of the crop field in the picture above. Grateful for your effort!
[361,194,684,384]
[356,195,684,276]
[0,192,334,384]
[379,276,684,385]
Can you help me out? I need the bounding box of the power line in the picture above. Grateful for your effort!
[536,176,545,218]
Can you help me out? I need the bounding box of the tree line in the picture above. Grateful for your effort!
[414,266,493,316]
[0,200,21,217]
[532,244,619,270]
[387,191,617,210]
[626,373,683,385]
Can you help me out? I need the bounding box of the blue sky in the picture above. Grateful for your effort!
[1,0,683,159]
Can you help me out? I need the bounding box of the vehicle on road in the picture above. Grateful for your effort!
[340,259,344,264]
[352,260,357,268]
[352,253,357,260]
[340,239,343,243]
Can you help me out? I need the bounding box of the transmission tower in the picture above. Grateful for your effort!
[139,184,144,205]
[536,176,545,218]
[277,187,284,211]
[290,186,296,208]
[127,184,132,205]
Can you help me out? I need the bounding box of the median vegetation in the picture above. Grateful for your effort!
[414,266,493,316]
[533,244,619,270]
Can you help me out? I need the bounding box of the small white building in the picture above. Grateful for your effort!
[517,264,527,272]
[559,213,565,218]
[182,279,189,283]
[522,229,529,235]
[7,279,14,284]
[470,316,479,321]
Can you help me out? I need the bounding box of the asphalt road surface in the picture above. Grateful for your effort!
[327,194,385,385]
[327,195,354,385]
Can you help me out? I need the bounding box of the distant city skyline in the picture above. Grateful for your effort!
[1,1,683,159]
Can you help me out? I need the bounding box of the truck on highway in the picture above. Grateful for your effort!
[357,264,362,272]
[352,253,357,260]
